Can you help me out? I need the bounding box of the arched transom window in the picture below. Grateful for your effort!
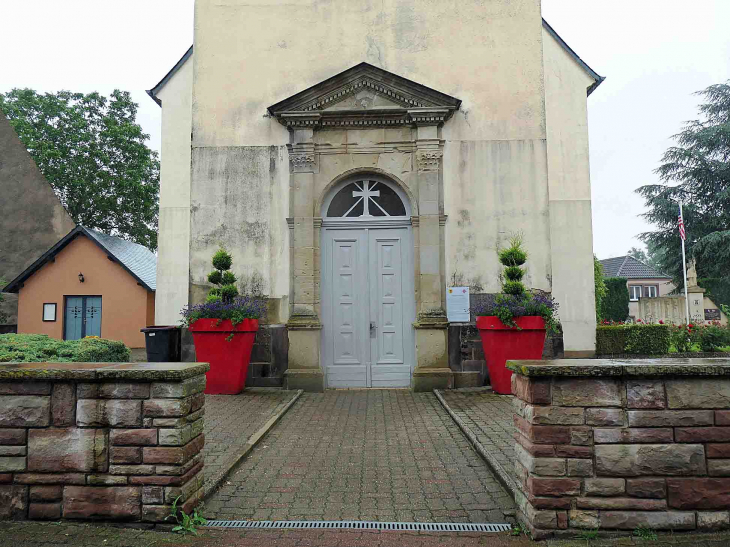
[326,179,408,218]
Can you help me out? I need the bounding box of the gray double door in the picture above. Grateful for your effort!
[322,226,416,388]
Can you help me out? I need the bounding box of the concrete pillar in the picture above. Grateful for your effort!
[284,127,323,391]
[411,122,452,391]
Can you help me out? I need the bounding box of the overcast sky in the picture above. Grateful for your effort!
[2,1,729,260]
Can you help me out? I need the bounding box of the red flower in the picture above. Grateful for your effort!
[688,323,694,328]
[659,320,664,324]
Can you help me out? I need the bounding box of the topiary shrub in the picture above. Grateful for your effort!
[0,334,131,363]
[473,234,560,332]
[498,235,528,296]
[603,277,630,322]
[207,248,239,304]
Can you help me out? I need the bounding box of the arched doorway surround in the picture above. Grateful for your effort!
[319,174,416,388]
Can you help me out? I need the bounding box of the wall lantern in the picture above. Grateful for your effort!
[78,272,85,283]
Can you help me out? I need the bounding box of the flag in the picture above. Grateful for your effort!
[678,205,686,241]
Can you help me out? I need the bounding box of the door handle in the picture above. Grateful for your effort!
[370,321,377,338]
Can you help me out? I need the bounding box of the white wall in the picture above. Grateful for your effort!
[155,58,193,325]
[543,26,598,354]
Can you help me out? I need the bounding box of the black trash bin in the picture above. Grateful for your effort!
[141,326,182,362]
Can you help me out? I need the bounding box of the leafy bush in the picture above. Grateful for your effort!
[594,256,607,321]
[596,324,671,355]
[670,324,701,353]
[0,334,131,363]
[603,277,629,322]
[695,324,730,352]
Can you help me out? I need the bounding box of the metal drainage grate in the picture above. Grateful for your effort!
[204,520,511,532]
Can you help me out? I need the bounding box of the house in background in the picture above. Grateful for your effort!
[2,226,156,348]
[599,255,675,319]
[0,111,76,330]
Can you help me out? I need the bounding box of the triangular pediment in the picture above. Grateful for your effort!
[268,63,461,128]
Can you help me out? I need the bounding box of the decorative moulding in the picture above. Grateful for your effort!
[417,150,443,171]
[269,62,461,130]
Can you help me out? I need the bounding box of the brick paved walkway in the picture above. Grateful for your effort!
[438,390,516,487]
[203,391,516,523]
[4,521,730,547]
[203,389,300,494]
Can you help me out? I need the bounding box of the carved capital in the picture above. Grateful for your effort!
[289,154,315,167]
[417,150,443,172]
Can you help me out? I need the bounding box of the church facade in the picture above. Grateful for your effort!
[149,0,603,391]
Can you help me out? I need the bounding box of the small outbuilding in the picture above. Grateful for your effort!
[2,226,156,348]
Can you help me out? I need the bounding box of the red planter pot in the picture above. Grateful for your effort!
[189,318,259,395]
[476,316,546,394]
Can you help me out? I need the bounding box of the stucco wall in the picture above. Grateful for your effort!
[188,0,548,314]
[0,112,76,325]
[542,26,598,354]
[155,58,193,325]
[153,0,602,358]
[16,236,153,348]
[192,0,546,147]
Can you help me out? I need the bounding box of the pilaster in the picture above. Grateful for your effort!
[411,123,451,390]
[285,128,324,392]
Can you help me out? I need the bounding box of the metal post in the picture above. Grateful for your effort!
[680,202,690,324]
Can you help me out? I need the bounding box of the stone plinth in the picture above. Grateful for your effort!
[0,362,208,523]
[508,358,730,539]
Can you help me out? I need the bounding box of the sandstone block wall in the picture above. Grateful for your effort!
[510,362,730,539]
[0,363,208,522]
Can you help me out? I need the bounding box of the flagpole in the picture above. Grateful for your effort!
[679,202,690,324]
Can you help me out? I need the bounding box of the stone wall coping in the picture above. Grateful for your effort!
[507,358,730,378]
[0,362,210,381]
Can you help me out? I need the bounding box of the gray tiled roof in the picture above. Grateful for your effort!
[85,229,156,290]
[599,256,670,280]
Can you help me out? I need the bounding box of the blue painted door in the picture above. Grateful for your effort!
[84,297,102,337]
[64,296,102,340]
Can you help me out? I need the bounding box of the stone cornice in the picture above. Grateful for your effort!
[269,63,460,130]
[276,108,456,129]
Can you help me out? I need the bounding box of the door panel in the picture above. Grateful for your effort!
[65,297,84,341]
[326,233,368,388]
[369,230,410,387]
[85,297,102,337]
[322,226,414,388]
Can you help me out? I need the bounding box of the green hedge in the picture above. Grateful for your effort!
[602,277,630,322]
[596,324,671,355]
[0,334,131,363]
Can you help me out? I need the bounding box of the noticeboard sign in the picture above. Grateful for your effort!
[446,287,470,322]
[705,308,721,321]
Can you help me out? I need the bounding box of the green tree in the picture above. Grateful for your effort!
[627,245,665,273]
[636,81,730,287]
[594,256,607,321]
[603,277,630,322]
[0,89,159,249]
[627,246,648,263]
[0,279,7,324]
